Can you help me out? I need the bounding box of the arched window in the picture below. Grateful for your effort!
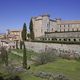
[43,38,44,40]
[74,39,76,41]
[64,39,67,41]
[59,39,61,41]
[45,38,47,40]
[52,38,54,40]
[68,39,71,41]
[54,38,57,41]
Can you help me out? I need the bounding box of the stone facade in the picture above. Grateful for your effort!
[32,15,50,38]
[45,31,80,42]
[32,14,80,41]
[25,42,80,54]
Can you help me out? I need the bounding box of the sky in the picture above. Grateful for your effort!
[0,0,80,33]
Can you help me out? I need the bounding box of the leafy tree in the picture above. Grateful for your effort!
[22,23,27,41]
[27,33,30,40]
[23,42,27,69]
[29,19,34,40]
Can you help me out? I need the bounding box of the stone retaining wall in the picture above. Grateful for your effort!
[25,42,80,53]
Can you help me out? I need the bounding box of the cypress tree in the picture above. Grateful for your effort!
[16,40,18,49]
[23,42,27,69]
[20,40,23,49]
[29,19,34,40]
[22,23,27,41]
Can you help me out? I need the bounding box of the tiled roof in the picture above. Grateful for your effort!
[8,34,16,38]
[58,20,80,25]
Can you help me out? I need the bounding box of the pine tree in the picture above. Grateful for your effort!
[29,19,34,40]
[23,42,27,69]
[22,23,27,41]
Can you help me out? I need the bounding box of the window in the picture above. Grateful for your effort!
[45,38,47,40]
[74,39,76,41]
[64,39,67,41]
[60,25,61,27]
[52,38,54,40]
[54,38,57,41]
[68,39,71,41]
[59,39,61,41]
[60,29,61,32]
[48,38,50,40]
[43,38,44,40]
[72,28,74,31]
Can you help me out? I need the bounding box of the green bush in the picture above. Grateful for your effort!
[34,50,56,65]
[31,40,80,44]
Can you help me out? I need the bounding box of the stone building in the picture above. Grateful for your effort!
[7,29,22,41]
[32,14,80,42]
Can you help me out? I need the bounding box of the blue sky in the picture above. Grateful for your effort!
[0,0,80,33]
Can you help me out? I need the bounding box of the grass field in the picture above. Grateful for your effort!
[31,59,80,80]
[0,49,80,80]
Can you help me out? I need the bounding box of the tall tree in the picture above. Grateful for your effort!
[29,19,34,40]
[0,47,8,66]
[23,42,27,69]
[16,40,18,49]
[22,23,27,41]
[20,40,23,49]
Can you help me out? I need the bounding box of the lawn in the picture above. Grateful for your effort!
[31,59,80,80]
[13,49,38,60]
[0,49,80,80]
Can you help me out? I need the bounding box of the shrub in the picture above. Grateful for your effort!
[33,72,69,80]
[34,49,57,65]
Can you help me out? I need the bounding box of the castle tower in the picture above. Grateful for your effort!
[32,14,50,39]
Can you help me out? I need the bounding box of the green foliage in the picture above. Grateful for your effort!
[29,19,34,40]
[27,33,30,39]
[31,40,80,44]
[22,23,27,41]
[20,41,23,49]
[16,40,18,49]
[34,51,56,65]
[0,47,8,66]
[32,59,80,80]
[23,42,27,69]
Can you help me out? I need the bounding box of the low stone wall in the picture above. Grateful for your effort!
[25,42,80,54]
